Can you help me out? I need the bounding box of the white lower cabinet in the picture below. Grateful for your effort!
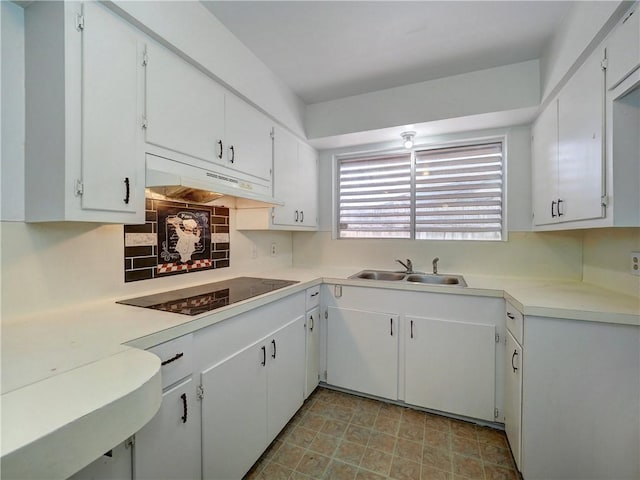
[323,285,504,422]
[133,377,201,480]
[327,306,399,400]
[305,305,321,398]
[503,330,522,472]
[404,316,496,421]
[199,310,306,480]
[67,442,132,480]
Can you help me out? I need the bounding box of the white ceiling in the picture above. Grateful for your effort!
[202,1,572,105]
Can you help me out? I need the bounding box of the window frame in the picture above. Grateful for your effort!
[332,135,508,241]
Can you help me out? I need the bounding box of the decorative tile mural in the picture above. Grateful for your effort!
[124,199,230,283]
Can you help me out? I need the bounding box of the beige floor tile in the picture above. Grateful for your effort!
[395,438,423,463]
[479,443,514,469]
[345,424,372,446]
[290,472,315,480]
[422,446,453,472]
[425,414,451,432]
[483,463,519,480]
[328,404,356,423]
[309,432,341,457]
[367,431,397,454]
[355,469,388,480]
[378,402,404,421]
[259,461,295,480]
[477,428,508,449]
[390,456,422,480]
[296,452,331,478]
[450,420,479,440]
[452,453,485,479]
[271,442,305,470]
[360,447,393,476]
[335,440,367,465]
[351,410,378,428]
[424,428,451,450]
[421,465,453,480]
[299,412,326,432]
[373,415,400,435]
[321,418,349,437]
[324,460,359,480]
[451,435,480,459]
[399,421,426,442]
[289,425,318,448]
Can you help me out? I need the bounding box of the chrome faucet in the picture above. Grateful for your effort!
[396,258,414,274]
[432,257,440,275]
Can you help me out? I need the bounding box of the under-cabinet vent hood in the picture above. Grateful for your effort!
[146,153,283,206]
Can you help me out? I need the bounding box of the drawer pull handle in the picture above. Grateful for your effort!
[229,145,235,163]
[123,177,130,204]
[261,345,266,366]
[511,350,519,373]
[271,339,277,359]
[390,318,393,336]
[161,352,184,366]
[506,312,515,320]
[410,320,414,339]
[180,393,188,424]
[217,140,223,159]
[309,314,314,332]
[310,291,319,297]
[551,200,557,218]
[557,198,564,216]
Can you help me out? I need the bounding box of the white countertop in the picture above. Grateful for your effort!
[2,267,638,479]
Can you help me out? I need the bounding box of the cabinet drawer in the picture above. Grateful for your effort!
[149,334,194,390]
[505,302,523,345]
[305,285,321,311]
[607,5,640,90]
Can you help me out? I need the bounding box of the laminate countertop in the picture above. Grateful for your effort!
[2,267,638,479]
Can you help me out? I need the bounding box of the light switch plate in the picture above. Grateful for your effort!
[631,252,640,276]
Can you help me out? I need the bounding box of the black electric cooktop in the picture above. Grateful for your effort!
[117,277,299,316]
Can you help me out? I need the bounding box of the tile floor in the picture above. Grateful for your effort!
[244,387,520,480]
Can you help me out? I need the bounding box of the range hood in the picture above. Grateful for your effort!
[146,153,283,206]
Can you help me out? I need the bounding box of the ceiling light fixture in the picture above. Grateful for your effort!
[401,131,416,149]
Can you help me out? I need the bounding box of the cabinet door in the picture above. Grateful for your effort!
[405,316,496,421]
[81,2,143,214]
[557,50,605,223]
[327,306,399,399]
[272,127,300,226]
[225,94,273,181]
[504,331,522,472]
[305,306,321,398]
[201,342,268,480]
[606,6,640,90]
[532,99,559,226]
[68,442,131,480]
[145,42,225,164]
[297,142,319,228]
[134,377,201,480]
[267,316,306,441]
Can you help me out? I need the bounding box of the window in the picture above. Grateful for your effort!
[337,141,504,240]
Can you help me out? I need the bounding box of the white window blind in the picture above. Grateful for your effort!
[338,153,412,238]
[415,143,503,240]
[337,141,504,241]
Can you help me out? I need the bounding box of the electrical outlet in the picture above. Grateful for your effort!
[270,243,277,257]
[631,252,640,276]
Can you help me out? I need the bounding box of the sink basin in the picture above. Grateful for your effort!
[405,274,467,287]
[350,270,406,281]
[349,270,467,287]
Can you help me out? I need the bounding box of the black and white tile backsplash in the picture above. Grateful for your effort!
[124,198,230,283]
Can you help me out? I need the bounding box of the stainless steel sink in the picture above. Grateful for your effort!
[405,274,467,287]
[349,270,467,287]
[350,270,406,281]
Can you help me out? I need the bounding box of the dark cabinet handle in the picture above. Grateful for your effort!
[410,320,414,339]
[310,292,319,298]
[511,350,519,373]
[295,210,299,222]
[271,339,277,359]
[390,318,393,336]
[161,352,184,366]
[261,345,266,366]
[551,200,557,218]
[309,314,314,332]
[506,313,515,320]
[300,210,304,223]
[229,145,235,163]
[217,140,223,159]
[557,198,564,216]
[123,177,130,204]
[180,393,187,423]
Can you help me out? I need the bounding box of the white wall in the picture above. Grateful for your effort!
[1,1,25,221]
[305,60,540,140]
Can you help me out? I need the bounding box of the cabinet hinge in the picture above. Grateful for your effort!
[75,13,85,31]
[142,51,148,67]
[270,127,275,140]
[600,58,608,70]
[141,116,148,130]
[324,309,328,320]
[125,435,135,449]
[494,408,500,419]
[75,179,84,196]
[197,384,204,400]
[495,333,500,343]
[601,194,609,207]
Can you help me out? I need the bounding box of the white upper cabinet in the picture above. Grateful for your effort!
[144,43,273,184]
[532,47,606,229]
[25,1,146,223]
[606,5,640,90]
[145,42,226,165]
